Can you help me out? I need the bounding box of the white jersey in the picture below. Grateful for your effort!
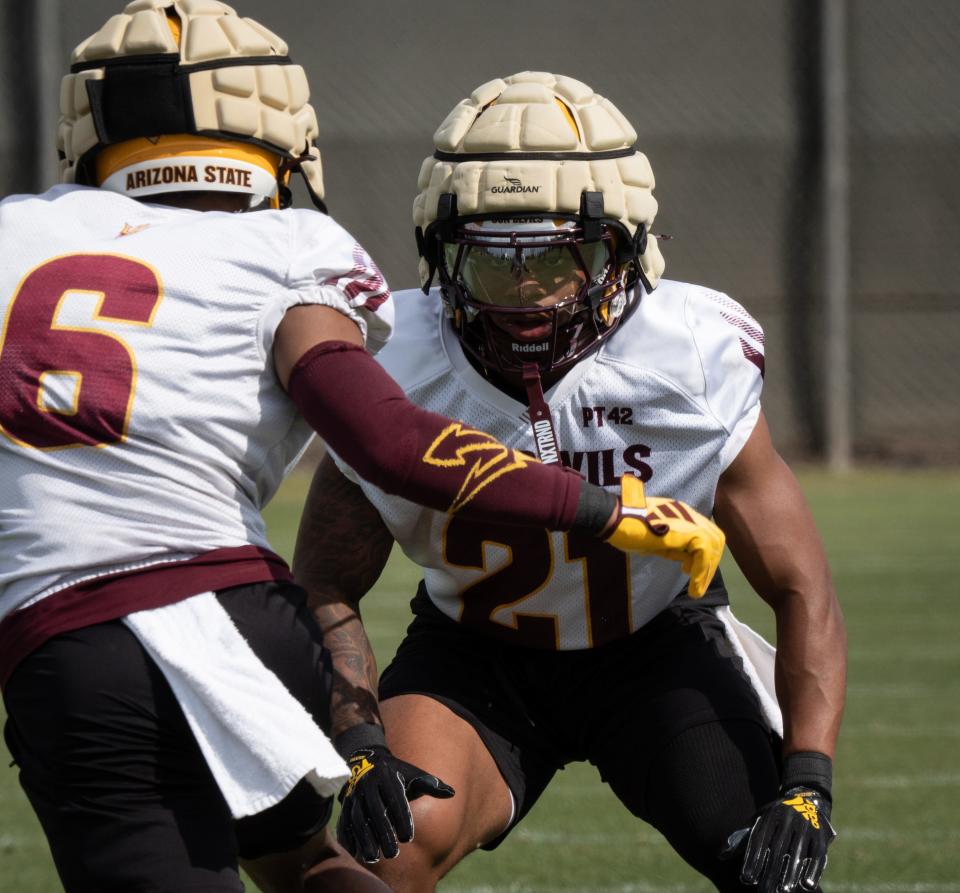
[0,185,393,618]
[333,282,764,651]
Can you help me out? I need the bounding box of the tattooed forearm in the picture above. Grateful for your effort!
[293,455,395,739]
[315,600,382,739]
[294,455,394,602]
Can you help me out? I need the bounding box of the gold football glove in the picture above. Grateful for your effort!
[604,475,725,598]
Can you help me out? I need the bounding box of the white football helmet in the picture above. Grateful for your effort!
[58,0,324,210]
[414,72,666,378]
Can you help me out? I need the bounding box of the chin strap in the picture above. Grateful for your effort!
[522,363,562,465]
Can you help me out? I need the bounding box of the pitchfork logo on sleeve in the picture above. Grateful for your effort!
[421,422,537,512]
[320,243,391,311]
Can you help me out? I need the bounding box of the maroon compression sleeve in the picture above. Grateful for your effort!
[286,341,584,529]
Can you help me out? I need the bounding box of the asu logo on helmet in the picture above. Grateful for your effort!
[57,0,325,211]
[412,72,666,380]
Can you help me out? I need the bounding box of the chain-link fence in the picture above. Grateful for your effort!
[2,0,957,462]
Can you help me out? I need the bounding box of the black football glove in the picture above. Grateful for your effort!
[721,752,837,892]
[335,723,454,864]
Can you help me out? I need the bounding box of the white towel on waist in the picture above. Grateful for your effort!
[716,604,783,738]
[124,591,348,818]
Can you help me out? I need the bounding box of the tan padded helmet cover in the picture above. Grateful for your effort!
[414,71,664,288]
[58,0,323,200]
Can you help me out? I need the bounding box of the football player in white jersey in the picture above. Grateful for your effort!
[294,73,847,893]
[0,11,724,893]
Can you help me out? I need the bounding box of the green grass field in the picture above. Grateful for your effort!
[2,468,959,892]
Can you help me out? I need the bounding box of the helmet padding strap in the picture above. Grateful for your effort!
[85,58,194,147]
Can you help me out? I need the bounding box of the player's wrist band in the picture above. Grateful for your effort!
[572,482,619,536]
[781,751,833,801]
[334,722,387,758]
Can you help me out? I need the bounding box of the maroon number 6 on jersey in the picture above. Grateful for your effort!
[0,254,162,449]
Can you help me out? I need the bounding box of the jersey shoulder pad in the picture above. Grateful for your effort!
[683,284,764,444]
[374,287,449,390]
[285,211,393,354]
[685,286,765,378]
[601,279,763,436]
[601,279,710,397]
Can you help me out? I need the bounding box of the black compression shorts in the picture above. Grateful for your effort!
[379,583,780,852]
[2,581,334,893]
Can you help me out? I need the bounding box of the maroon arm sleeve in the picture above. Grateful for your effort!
[286,341,586,530]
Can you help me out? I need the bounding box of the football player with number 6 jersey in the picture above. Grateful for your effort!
[294,72,846,892]
[0,10,723,893]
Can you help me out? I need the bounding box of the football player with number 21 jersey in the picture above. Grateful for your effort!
[0,7,724,892]
[294,73,847,893]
